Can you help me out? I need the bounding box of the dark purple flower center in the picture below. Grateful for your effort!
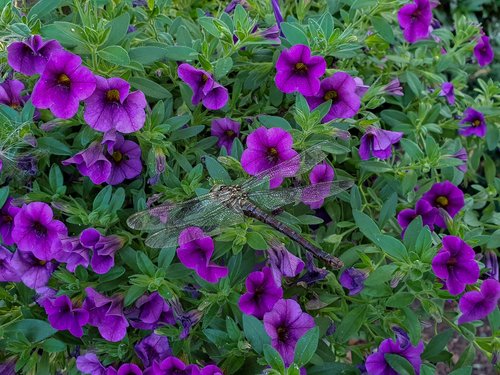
[294,62,308,74]
[446,256,457,267]
[201,74,209,82]
[106,89,121,103]
[32,221,47,237]
[435,196,449,208]
[2,214,12,223]
[57,73,71,87]
[112,151,123,162]
[411,9,421,20]
[324,90,338,102]
[225,130,235,138]
[10,102,21,109]
[277,325,289,342]
[472,119,481,127]
[39,260,47,266]
[266,147,279,163]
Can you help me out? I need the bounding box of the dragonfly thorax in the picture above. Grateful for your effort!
[210,184,248,207]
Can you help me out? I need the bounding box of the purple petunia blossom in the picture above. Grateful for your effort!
[397,199,436,234]
[439,82,455,105]
[305,72,361,122]
[0,79,26,109]
[7,35,62,76]
[474,35,494,67]
[258,25,281,44]
[170,296,203,340]
[263,299,315,366]
[358,126,403,161]
[11,202,67,260]
[267,243,304,285]
[421,181,464,228]
[31,50,96,119]
[296,253,328,285]
[275,44,326,96]
[453,148,468,173]
[82,287,129,342]
[62,141,112,185]
[365,331,424,375]
[44,295,89,337]
[339,268,367,296]
[211,118,240,154]
[117,364,143,375]
[125,292,175,330]
[57,232,92,272]
[241,127,299,188]
[135,333,172,368]
[76,353,107,375]
[0,359,16,375]
[224,0,248,13]
[305,162,335,209]
[200,365,223,375]
[178,64,228,110]
[176,227,228,283]
[484,251,498,281]
[384,78,404,96]
[146,356,200,375]
[432,236,479,295]
[89,230,124,274]
[271,0,283,27]
[0,197,21,245]
[239,267,283,319]
[84,76,147,134]
[459,107,486,138]
[354,77,370,98]
[458,279,500,324]
[9,250,55,289]
[397,0,432,43]
[0,245,21,282]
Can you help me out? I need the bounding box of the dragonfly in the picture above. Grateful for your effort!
[127,142,353,269]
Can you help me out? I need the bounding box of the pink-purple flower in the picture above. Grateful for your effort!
[239,267,283,319]
[7,35,62,76]
[0,197,20,245]
[9,250,56,289]
[459,107,486,138]
[397,0,432,43]
[421,181,464,228]
[275,44,326,96]
[458,279,500,324]
[384,79,404,96]
[135,333,172,368]
[358,126,403,160]
[0,79,26,109]
[146,356,200,375]
[304,162,335,209]
[473,35,494,67]
[0,245,21,282]
[397,199,436,234]
[439,82,455,105]
[267,243,304,285]
[211,118,240,154]
[125,292,175,330]
[44,294,89,337]
[453,148,468,173]
[339,268,367,296]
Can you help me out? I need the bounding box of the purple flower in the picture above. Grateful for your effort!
[453,148,467,173]
[275,44,326,96]
[432,236,479,295]
[358,126,403,160]
[421,181,464,228]
[224,0,248,13]
[84,76,147,134]
[397,199,436,234]
[57,230,93,272]
[200,365,223,375]
[305,72,361,122]
[82,287,129,342]
[117,364,143,375]
[0,359,16,375]
[170,296,203,340]
[263,299,315,366]
[211,118,240,154]
[11,202,67,260]
[9,250,55,289]
[177,64,228,110]
[384,79,404,96]
[354,77,370,98]
[239,267,283,319]
[397,0,432,43]
[62,141,111,185]
[258,25,281,44]
[365,333,424,375]
[439,82,455,105]
[31,50,96,119]
[240,127,299,188]
[0,79,26,109]
[44,295,89,337]
[76,353,107,375]
[459,107,486,138]
[146,356,200,375]
[0,197,21,245]
[271,0,283,27]
[458,279,500,324]
[305,162,334,209]
[474,35,494,67]
[484,251,498,281]
[296,253,328,285]
[267,243,305,285]
[125,292,175,330]
[176,227,228,283]
[0,245,21,282]
[135,333,172,368]
[339,268,367,296]
[89,230,124,274]
[7,35,62,76]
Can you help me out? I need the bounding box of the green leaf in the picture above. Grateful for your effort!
[350,185,362,210]
[386,292,414,307]
[401,139,424,161]
[246,232,268,250]
[385,353,416,375]
[258,115,292,130]
[405,71,422,95]
[28,0,61,19]
[242,314,271,354]
[42,338,66,353]
[5,319,56,342]
[307,363,358,375]
[334,306,367,343]
[360,160,393,173]
[129,46,169,64]
[0,186,10,208]
[98,45,130,66]
[353,210,381,243]
[158,247,176,268]
[48,164,64,192]
[422,329,453,359]
[164,45,198,61]
[403,307,421,345]
[448,367,472,375]
[372,16,394,43]
[38,137,71,155]
[214,57,233,79]
[281,22,309,45]
[378,235,408,260]
[104,12,130,46]
[204,156,232,184]
[364,264,398,286]
[124,285,148,306]
[129,77,171,99]
[378,192,397,227]
[170,125,205,141]
[294,326,319,366]
[263,344,285,372]
[136,251,156,277]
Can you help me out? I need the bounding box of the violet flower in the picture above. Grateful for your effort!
[271,0,283,27]
[304,162,334,209]
[211,118,240,154]
[439,82,455,105]
[57,232,92,272]
[135,333,172,368]
[267,243,305,285]
[258,25,281,44]
[89,230,124,274]
[384,79,404,96]
[11,202,67,260]
[339,268,367,296]
[240,127,299,188]
[0,245,21,282]
[397,199,436,234]
[474,35,494,67]
[459,107,486,138]
[239,267,283,319]
[263,299,315,366]
[0,359,16,375]
[458,279,500,324]
[484,251,499,281]
[125,292,175,330]
[453,148,467,173]
[84,76,147,134]
[7,35,62,76]
[432,236,479,295]
[305,72,361,122]
[0,197,20,245]
[224,0,248,13]
[354,77,370,98]
[44,295,89,337]
[31,50,96,119]
[9,250,55,289]
[0,79,26,109]
[147,356,200,375]
[76,353,107,375]
[296,253,328,285]
[358,126,403,160]
[421,181,464,228]
[117,364,143,375]
[275,44,326,96]
[62,141,112,185]
[200,365,223,375]
[397,0,432,43]
[170,296,203,340]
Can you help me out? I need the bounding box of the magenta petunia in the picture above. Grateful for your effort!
[125,292,175,330]
[62,141,112,185]
[0,245,21,282]
[358,126,403,161]
[275,44,326,96]
[354,77,370,98]
[0,79,26,109]
[432,236,479,295]
[339,268,367,296]
[239,267,283,319]
[135,333,172,368]
[76,353,107,375]
[421,181,464,228]
[86,229,124,274]
[384,78,404,96]
[84,76,147,133]
[271,0,283,28]
[170,296,203,340]
[240,127,299,188]
[397,199,437,234]
[397,0,432,43]
[458,279,500,324]
[11,202,67,260]
[9,250,56,289]
[439,82,455,105]
[305,162,335,209]
[484,251,498,281]
[146,356,200,375]
[473,35,494,67]
[211,118,240,154]
[200,365,224,375]
[117,364,143,375]
[305,72,361,122]
[7,35,62,76]
[0,197,21,245]
[267,243,304,285]
[458,107,486,138]
[453,148,468,173]
[44,294,89,337]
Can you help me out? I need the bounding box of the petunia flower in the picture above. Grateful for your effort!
[296,253,328,285]
[147,356,200,375]
[354,77,370,98]
[397,199,436,234]
[9,250,55,289]
[211,118,240,154]
[117,364,143,375]
[305,72,361,122]
[453,148,468,173]
[432,236,479,295]
[258,25,281,44]
[31,50,96,119]
[339,268,367,296]
[358,126,403,161]
[11,202,67,260]
[0,197,21,245]
[62,141,112,185]
[384,78,404,96]
[274,44,326,96]
[473,35,494,67]
[84,76,147,133]
[76,353,107,375]
[135,333,172,368]
[267,243,305,285]
[224,0,248,13]
[458,279,500,324]
[484,251,498,281]
[0,245,21,282]
[263,299,315,366]
[397,0,432,43]
[439,82,455,105]
[421,181,464,228]
[239,267,283,319]
[200,365,224,375]
[125,292,175,330]
[177,64,228,110]
[0,79,26,109]
[458,107,486,138]
[304,162,335,209]
[0,359,17,375]
[240,127,299,188]
[271,0,284,28]
[44,295,89,337]
[170,296,203,340]
[7,35,62,76]
[88,230,124,274]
